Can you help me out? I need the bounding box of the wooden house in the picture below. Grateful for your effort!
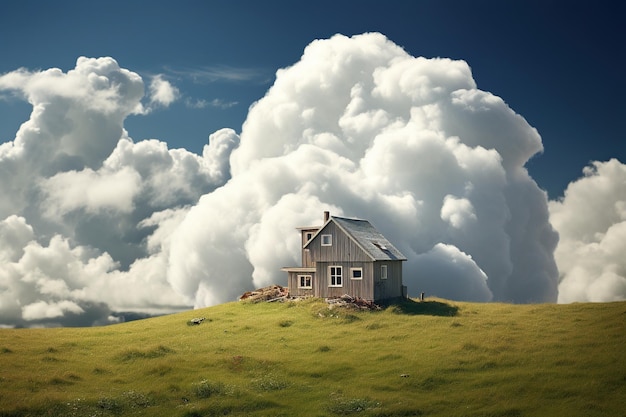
[282,211,407,301]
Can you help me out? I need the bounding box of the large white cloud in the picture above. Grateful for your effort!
[5,32,616,327]
[170,32,559,307]
[550,159,626,303]
[0,57,233,326]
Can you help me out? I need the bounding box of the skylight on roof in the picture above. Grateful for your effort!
[372,241,388,250]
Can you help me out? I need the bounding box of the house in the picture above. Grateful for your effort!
[282,211,407,301]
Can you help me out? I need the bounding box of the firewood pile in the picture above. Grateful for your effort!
[326,294,381,310]
[239,285,289,303]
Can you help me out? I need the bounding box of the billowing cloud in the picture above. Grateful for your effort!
[0,57,234,326]
[169,32,559,307]
[549,159,626,303]
[414,243,492,302]
[3,32,608,327]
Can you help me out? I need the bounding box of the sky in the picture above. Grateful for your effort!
[0,0,624,327]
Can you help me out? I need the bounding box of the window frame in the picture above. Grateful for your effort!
[329,266,343,287]
[350,267,363,280]
[381,264,388,280]
[321,234,332,246]
[298,274,312,289]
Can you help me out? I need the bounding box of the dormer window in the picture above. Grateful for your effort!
[321,234,332,246]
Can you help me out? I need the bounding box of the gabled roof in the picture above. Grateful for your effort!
[305,215,407,261]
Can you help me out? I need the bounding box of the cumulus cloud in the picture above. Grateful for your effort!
[148,75,179,107]
[1,32,596,327]
[549,159,626,303]
[170,32,559,307]
[0,57,233,326]
[414,243,492,302]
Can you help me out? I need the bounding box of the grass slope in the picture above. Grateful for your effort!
[0,298,624,417]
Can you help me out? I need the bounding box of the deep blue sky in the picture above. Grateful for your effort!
[1,0,623,199]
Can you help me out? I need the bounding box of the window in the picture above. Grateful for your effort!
[381,265,388,280]
[321,234,332,246]
[329,266,343,287]
[351,268,363,280]
[298,275,312,289]
[305,232,313,242]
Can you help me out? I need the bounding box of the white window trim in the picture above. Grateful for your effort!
[329,266,343,287]
[298,274,312,289]
[321,234,332,246]
[381,264,388,280]
[350,267,363,280]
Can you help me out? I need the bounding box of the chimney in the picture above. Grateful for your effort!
[323,211,330,222]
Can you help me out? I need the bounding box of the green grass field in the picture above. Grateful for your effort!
[0,298,624,417]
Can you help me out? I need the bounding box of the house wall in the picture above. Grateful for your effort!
[373,260,403,300]
[287,272,317,298]
[315,261,375,300]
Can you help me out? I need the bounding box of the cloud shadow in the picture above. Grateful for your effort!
[383,298,459,317]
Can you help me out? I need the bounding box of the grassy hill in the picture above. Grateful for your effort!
[0,297,624,417]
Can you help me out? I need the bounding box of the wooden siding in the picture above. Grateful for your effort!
[283,267,320,297]
[307,222,372,263]
[373,260,403,300]
[315,261,374,300]
[300,228,319,268]
[286,270,318,298]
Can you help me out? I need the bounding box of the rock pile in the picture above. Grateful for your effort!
[326,294,381,310]
[239,285,289,303]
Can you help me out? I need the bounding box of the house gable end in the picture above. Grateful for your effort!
[305,219,373,263]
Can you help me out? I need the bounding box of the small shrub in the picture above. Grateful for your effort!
[98,396,122,412]
[278,320,293,327]
[251,374,289,391]
[193,379,228,398]
[122,390,154,408]
[1,347,13,354]
[317,345,331,352]
[328,395,379,415]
